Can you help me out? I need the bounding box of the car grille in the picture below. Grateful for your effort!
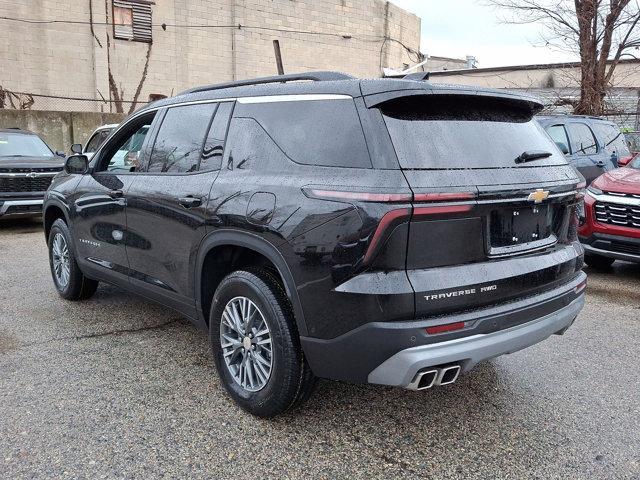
[594,201,640,229]
[0,176,54,193]
[0,168,61,193]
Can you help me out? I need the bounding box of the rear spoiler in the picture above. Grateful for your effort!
[362,87,544,115]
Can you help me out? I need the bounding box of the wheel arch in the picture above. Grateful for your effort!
[43,200,71,240]
[195,230,308,336]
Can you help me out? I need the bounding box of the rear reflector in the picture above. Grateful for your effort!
[426,322,466,335]
[575,278,587,294]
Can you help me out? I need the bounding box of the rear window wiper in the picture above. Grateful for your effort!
[515,150,553,164]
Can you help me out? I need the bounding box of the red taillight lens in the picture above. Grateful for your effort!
[304,189,412,203]
[426,321,466,335]
[414,192,476,202]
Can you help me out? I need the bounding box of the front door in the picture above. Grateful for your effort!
[124,101,234,309]
[565,122,608,185]
[72,113,157,285]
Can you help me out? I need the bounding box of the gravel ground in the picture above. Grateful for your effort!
[1,217,639,479]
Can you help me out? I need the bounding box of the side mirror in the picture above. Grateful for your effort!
[64,154,89,175]
[555,141,569,155]
[55,150,66,158]
[71,143,83,154]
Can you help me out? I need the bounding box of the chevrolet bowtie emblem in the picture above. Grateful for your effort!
[527,189,550,203]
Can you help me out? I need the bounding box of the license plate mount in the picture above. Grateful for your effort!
[489,205,552,249]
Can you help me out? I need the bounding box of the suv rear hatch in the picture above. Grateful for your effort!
[372,91,584,318]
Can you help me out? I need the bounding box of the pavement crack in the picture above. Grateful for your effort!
[5,318,183,352]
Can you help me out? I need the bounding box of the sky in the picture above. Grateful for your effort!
[390,0,579,68]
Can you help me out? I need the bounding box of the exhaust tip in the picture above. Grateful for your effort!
[436,365,461,386]
[407,369,438,390]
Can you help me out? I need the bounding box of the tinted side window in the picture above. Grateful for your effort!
[98,113,154,173]
[235,98,371,168]
[148,104,217,173]
[567,123,598,155]
[545,125,571,153]
[200,102,234,171]
[592,123,631,157]
[85,130,110,153]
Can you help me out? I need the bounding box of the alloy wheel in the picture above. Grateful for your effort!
[52,233,71,288]
[220,296,273,392]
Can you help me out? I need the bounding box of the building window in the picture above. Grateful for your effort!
[113,0,153,43]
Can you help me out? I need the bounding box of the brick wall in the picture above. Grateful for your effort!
[0,0,421,112]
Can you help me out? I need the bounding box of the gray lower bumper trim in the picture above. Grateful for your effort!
[0,199,44,215]
[368,295,585,387]
[583,243,640,263]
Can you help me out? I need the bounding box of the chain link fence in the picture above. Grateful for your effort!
[0,88,147,114]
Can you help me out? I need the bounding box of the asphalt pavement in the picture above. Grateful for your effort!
[1,217,638,479]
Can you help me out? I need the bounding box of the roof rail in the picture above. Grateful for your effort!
[403,71,430,81]
[180,71,355,95]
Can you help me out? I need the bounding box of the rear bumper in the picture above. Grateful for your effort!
[580,233,640,263]
[301,272,586,384]
[368,294,584,387]
[0,198,44,217]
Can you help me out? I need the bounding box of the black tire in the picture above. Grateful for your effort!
[209,269,316,417]
[47,218,99,300]
[584,253,615,270]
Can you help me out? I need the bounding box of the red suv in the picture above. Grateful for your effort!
[580,155,640,267]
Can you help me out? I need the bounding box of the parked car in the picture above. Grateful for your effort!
[0,128,65,219]
[73,123,147,172]
[624,130,640,159]
[579,154,640,267]
[43,72,586,417]
[74,124,118,159]
[537,115,629,184]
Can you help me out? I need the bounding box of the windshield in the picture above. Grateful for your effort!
[381,96,567,169]
[592,123,631,157]
[0,132,53,157]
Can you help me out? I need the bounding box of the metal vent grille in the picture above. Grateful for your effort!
[595,201,640,229]
[113,0,153,43]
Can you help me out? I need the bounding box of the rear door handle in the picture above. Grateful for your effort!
[178,195,203,208]
[108,189,124,199]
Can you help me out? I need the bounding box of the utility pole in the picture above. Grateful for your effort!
[273,40,284,75]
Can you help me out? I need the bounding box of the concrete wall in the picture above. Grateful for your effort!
[0,0,421,112]
[0,110,124,152]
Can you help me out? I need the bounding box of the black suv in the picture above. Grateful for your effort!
[44,72,587,417]
[0,128,65,218]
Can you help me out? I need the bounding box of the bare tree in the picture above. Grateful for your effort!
[484,0,640,115]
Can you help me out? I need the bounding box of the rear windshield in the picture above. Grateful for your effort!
[381,96,567,169]
[592,123,631,157]
[0,132,52,157]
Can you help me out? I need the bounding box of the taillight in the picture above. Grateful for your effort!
[303,188,477,265]
[363,208,411,264]
[575,278,587,294]
[618,155,633,167]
